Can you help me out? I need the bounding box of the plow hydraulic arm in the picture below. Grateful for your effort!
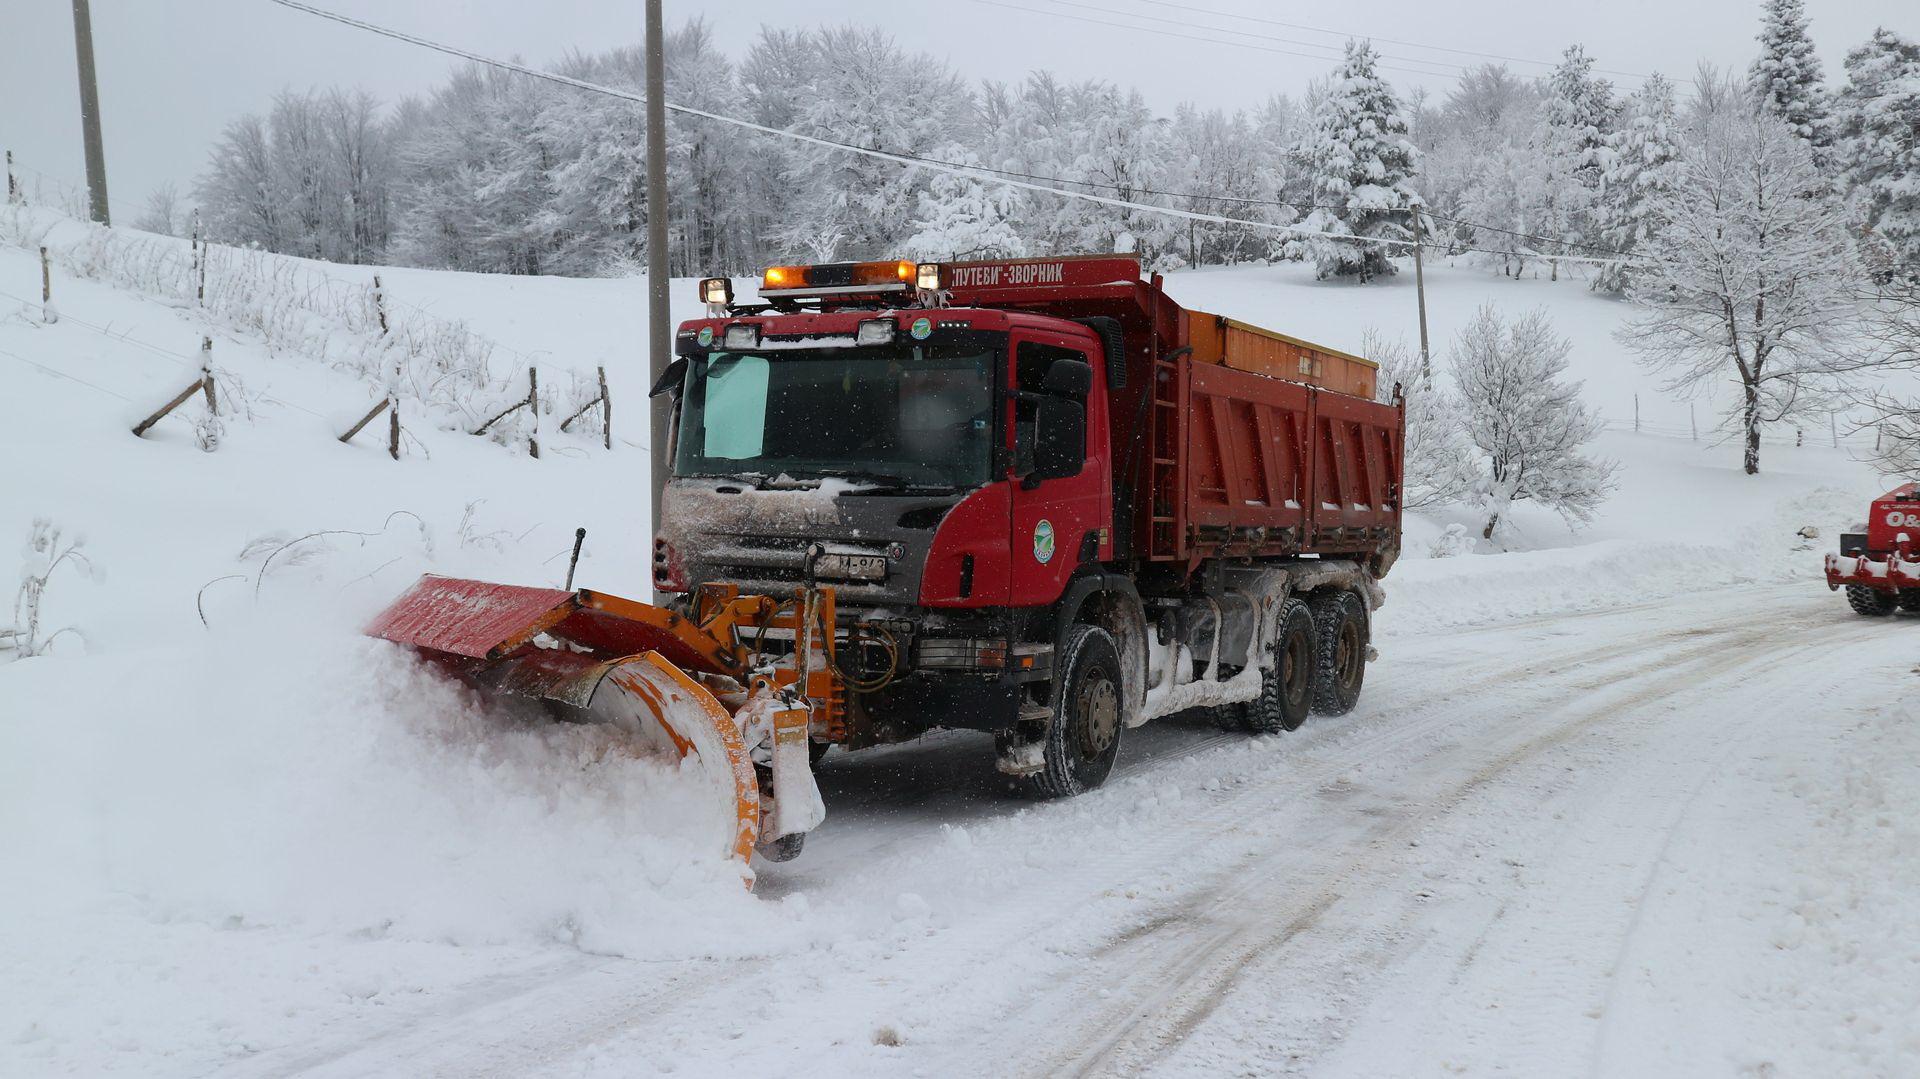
[365,575,841,881]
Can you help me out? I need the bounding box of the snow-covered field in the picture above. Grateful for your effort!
[3,210,1915,1077]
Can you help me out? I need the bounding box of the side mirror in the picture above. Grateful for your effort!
[1031,396,1086,483]
[649,356,688,398]
[1042,358,1093,397]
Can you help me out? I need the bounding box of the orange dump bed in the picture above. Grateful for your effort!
[1186,312,1378,400]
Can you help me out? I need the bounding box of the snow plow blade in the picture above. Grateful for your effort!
[365,575,830,882]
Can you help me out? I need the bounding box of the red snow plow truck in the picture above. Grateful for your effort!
[1827,482,1920,615]
[366,255,1405,881]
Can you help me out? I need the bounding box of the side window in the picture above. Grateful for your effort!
[1014,341,1088,475]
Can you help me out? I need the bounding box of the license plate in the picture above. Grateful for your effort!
[814,553,888,581]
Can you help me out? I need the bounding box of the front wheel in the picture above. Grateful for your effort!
[1020,624,1125,799]
[1848,584,1898,616]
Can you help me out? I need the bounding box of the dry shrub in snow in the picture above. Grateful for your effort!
[1451,305,1616,541]
[2,519,97,661]
[1366,330,1475,510]
[0,203,552,439]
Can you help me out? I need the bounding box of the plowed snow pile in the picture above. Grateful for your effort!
[2,617,778,951]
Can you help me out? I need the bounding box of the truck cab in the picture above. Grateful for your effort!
[653,256,1403,796]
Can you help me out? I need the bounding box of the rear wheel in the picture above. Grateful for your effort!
[1848,584,1898,616]
[1020,624,1124,799]
[1309,590,1368,716]
[1898,588,1920,613]
[1244,599,1316,733]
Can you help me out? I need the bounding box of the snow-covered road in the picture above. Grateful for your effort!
[220,582,1920,1078]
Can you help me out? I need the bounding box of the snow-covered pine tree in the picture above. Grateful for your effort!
[1592,72,1682,293]
[1450,305,1614,540]
[1287,40,1421,282]
[1618,112,1859,475]
[1749,0,1834,161]
[1532,45,1617,277]
[1835,29,1920,278]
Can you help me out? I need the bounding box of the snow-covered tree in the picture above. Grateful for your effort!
[1618,112,1861,475]
[1749,0,1833,158]
[1592,73,1683,292]
[1835,29,1920,278]
[1530,45,1617,277]
[1365,330,1474,509]
[750,27,972,262]
[1287,40,1421,282]
[903,150,1028,261]
[1450,305,1614,540]
[1416,64,1542,250]
[195,114,280,250]
[133,183,181,237]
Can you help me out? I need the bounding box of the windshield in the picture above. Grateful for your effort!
[672,343,998,490]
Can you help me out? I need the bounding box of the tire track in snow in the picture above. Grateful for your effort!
[1011,594,1881,1078]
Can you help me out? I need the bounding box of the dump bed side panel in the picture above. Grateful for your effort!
[1173,358,1402,564]
[1184,360,1311,540]
[1307,388,1402,547]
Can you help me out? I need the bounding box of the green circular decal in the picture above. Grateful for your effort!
[910,316,933,340]
[697,326,714,347]
[1033,519,1056,564]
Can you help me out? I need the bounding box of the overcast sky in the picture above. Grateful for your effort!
[1,0,1911,221]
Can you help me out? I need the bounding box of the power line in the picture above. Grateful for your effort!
[263,0,1651,268]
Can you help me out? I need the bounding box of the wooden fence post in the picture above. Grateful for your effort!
[338,398,390,443]
[527,366,540,459]
[198,337,217,415]
[132,375,210,437]
[388,395,400,460]
[599,365,611,451]
[559,365,614,450]
[372,274,388,335]
[191,209,206,305]
[5,150,17,204]
[1633,393,1640,434]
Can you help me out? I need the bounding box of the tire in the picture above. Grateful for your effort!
[1020,624,1125,799]
[1848,584,1898,616]
[1206,702,1246,730]
[1898,588,1920,613]
[1309,590,1368,717]
[1243,599,1316,734]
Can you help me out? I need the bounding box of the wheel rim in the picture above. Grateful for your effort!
[1075,672,1119,761]
[1282,626,1312,709]
[1336,620,1363,692]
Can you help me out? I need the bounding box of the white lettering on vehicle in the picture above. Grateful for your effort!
[1885,509,1920,528]
[948,262,1065,288]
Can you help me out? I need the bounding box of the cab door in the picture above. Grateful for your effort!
[1007,330,1111,606]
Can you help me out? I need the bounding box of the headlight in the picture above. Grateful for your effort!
[856,318,896,346]
[723,324,759,350]
[916,263,941,290]
[699,277,732,305]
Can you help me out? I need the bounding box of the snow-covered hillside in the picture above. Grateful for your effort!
[3,209,1912,1077]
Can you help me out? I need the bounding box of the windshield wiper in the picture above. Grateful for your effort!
[787,468,953,493]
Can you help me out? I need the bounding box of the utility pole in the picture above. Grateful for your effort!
[644,0,670,551]
[1409,207,1430,383]
[70,0,111,225]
